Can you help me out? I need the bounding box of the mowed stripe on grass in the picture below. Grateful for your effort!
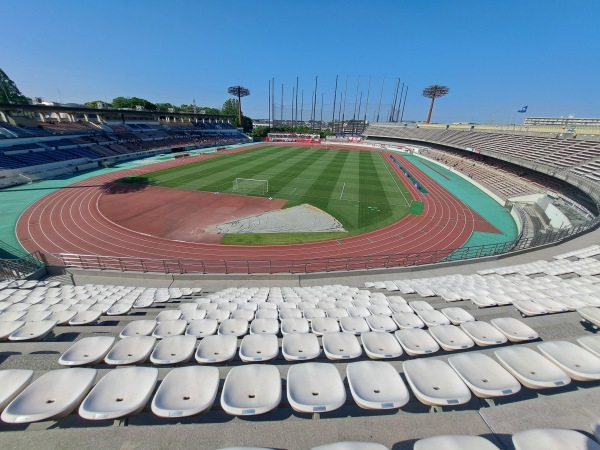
[120,146,414,243]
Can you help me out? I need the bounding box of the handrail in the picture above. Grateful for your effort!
[0,251,46,281]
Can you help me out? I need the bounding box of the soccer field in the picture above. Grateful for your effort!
[121,146,414,242]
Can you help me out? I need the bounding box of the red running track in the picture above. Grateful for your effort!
[16,145,499,273]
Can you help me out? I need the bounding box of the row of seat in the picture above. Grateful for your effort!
[554,244,600,260]
[4,338,600,424]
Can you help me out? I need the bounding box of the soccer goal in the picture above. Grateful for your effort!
[232,178,269,195]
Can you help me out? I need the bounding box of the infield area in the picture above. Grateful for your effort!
[120,146,415,244]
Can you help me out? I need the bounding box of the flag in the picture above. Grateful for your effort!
[517,106,528,113]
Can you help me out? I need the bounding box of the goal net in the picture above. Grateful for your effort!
[232,178,269,195]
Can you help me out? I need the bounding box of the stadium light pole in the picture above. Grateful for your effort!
[227,85,250,128]
[422,84,449,124]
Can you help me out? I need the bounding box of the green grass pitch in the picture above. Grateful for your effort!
[120,146,415,244]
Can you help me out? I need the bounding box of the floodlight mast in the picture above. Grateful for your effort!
[227,86,250,127]
[422,84,449,124]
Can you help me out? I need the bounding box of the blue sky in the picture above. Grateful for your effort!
[2,0,599,124]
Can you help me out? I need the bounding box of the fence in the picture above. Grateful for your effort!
[0,252,46,281]
[49,216,600,275]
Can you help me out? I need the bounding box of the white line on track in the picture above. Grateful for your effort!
[339,182,345,200]
[378,152,410,206]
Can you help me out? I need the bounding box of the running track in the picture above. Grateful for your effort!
[16,145,500,273]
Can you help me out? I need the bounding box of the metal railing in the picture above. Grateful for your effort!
[49,216,600,275]
[0,252,46,281]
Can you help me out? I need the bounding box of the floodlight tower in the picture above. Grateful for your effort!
[422,84,449,124]
[227,85,250,127]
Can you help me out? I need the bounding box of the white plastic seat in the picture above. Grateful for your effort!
[339,317,370,334]
[279,309,303,320]
[414,435,500,450]
[150,335,197,365]
[230,309,255,321]
[59,336,115,366]
[281,333,321,361]
[69,310,102,326]
[448,353,521,398]
[347,361,409,410]
[409,301,434,312]
[280,318,310,335]
[185,319,218,338]
[0,369,34,412]
[8,320,56,341]
[287,363,346,413]
[106,303,133,316]
[180,309,208,322]
[218,303,238,312]
[322,332,362,360]
[495,347,571,389]
[428,325,475,351]
[311,317,341,335]
[249,318,279,334]
[537,340,600,381]
[151,366,219,418]
[576,335,600,358]
[239,334,279,362]
[104,336,156,365]
[177,303,198,312]
[325,308,349,319]
[255,309,279,320]
[512,428,600,450]
[578,307,600,327]
[303,308,326,320]
[490,317,539,342]
[2,368,96,423]
[403,359,471,407]
[152,320,187,338]
[552,296,588,311]
[389,303,413,314]
[79,367,158,420]
[394,329,440,356]
[0,311,27,321]
[572,294,600,307]
[365,315,397,332]
[120,320,156,338]
[346,306,371,318]
[360,332,402,359]
[471,295,498,308]
[21,311,52,322]
[195,334,237,364]
[440,307,475,325]
[368,305,392,316]
[391,312,424,329]
[221,365,281,416]
[417,310,451,327]
[206,309,231,322]
[459,321,508,346]
[531,298,569,313]
[513,299,548,316]
[218,318,249,337]
[0,321,25,340]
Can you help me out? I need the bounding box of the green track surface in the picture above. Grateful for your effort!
[122,146,415,244]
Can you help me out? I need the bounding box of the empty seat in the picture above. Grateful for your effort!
[185,319,218,338]
[365,315,397,332]
[347,306,371,318]
[104,336,156,365]
[150,335,197,365]
[239,334,279,362]
[119,320,156,338]
[255,309,279,319]
[152,320,187,338]
[448,353,521,398]
[106,303,133,316]
[440,307,475,324]
[409,301,434,312]
[389,303,413,314]
[346,361,409,409]
[303,308,326,320]
[230,309,255,321]
[339,317,370,334]
[69,310,102,326]
[417,310,451,327]
[311,317,341,335]
[8,320,56,341]
[512,428,600,450]
[2,368,97,423]
[0,321,24,340]
[0,370,34,412]
[281,333,321,361]
[322,332,362,360]
[21,311,52,322]
[206,309,231,322]
[391,312,424,329]
[50,310,78,325]
[403,359,471,407]
[280,318,309,335]
[576,335,600,358]
[577,307,600,327]
[459,321,508,346]
[490,318,539,342]
[532,298,569,313]
[79,367,158,420]
[220,365,281,416]
[218,318,249,337]
[537,341,600,381]
[195,334,237,364]
[361,331,403,359]
[151,366,219,418]
[414,435,500,450]
[394,329,440,356]
[368,305,392,316]
[428,325,475,351]
[495,347,571,389]
[287,363,346,413]
[249,318,279,334]
[59,336,116,366]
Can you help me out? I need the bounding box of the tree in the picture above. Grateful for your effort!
[422,85,449,124]
[221,98,239,117]
[155,102,176,111]
[84,100,106,108]
[110,96,156,110]
[0,68,29,104]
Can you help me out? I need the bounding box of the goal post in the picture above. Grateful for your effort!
[232,178,269,195]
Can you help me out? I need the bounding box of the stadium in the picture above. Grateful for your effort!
[1,2,600,449]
